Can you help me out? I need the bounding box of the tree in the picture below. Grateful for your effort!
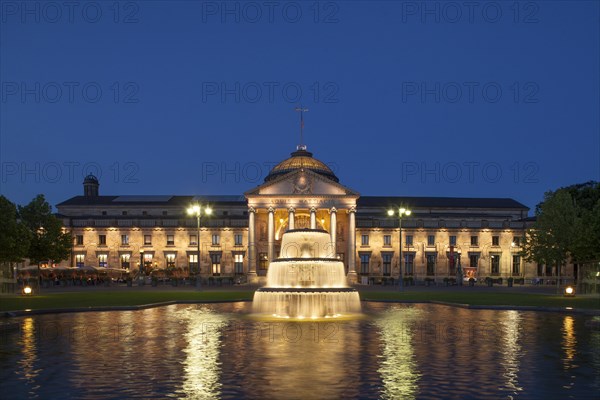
[0,195,30,262]
[524,181,600,273]
[18,194,72,265]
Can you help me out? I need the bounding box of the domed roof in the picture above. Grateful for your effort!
[83,174,99,184]
[264,149,338,182]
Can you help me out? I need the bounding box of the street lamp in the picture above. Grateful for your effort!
[388,207,412,291]
[187,204,212,286]
[139,249,144,286]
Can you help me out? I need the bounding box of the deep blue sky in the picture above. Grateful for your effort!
[1,0,598,212]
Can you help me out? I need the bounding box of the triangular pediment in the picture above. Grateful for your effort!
[245,169,359,198]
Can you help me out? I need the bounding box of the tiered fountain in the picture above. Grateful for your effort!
[253,228,361,319]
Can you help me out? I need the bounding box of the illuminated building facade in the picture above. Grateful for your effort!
[56,147,573,283]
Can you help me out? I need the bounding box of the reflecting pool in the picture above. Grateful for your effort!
[1,303,599,399]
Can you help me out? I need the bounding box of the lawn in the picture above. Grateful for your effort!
[0,291,254,313]
[361,291,600,310]
[1,289,598,313]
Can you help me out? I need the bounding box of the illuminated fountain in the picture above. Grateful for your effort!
[253,228,361,319]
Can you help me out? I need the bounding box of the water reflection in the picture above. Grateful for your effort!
[500,310,522,395]
[375,306,421,400]
[1,303,599,399]
[178,307,227,399]
[562,316,577,368]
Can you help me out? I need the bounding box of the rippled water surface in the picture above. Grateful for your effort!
[1,303,599,399]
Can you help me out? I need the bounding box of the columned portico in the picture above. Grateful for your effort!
[288,206,295,230]
[267,207,275,264]
[244,149,359,284]
[347,206,358,283]
[247,206,257,282]
[310,207,317,229]
[329,207,337,254]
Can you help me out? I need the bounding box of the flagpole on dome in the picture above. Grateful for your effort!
[295,105,308,151]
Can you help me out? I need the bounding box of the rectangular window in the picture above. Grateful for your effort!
[166,235,175,246]
[427,235,435,246]
[98,254,108,268]
[144,235,152,245]
[211,253,222,275]
[259,253,268,270]
[512,255,521,276]
[426,254,436,276]
[121,254,130,269]
[383,235,391,246]
[491,254,500,275]
[143,253,153,269]
[121,235,129,245]
[189,235,198,246]
[99,235,106,245]
[405,235,413,246]
[449,235,456,246]
[470,236,478,246]
[212,234,220,246]
[234,254,244,274]
[234,234,243,246]
[545,264,553,276]
[382,253,392,276]
[360,254,370,275]
[166,253,176,268]
[405,254,414,276]
[469,254,479,268]
[537,263,544,276]
[189,254,198,272]
[512,237,521,246]
[75,254,85,268]
[76,235,84,245]
[361,235,369,246]
[492,236,499,246]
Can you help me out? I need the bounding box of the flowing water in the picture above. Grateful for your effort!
[1,302,599,399]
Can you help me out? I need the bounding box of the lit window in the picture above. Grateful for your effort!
[166,253,176,268]
[121,254,130,269]
[98,254,108,268]
[211,253,222,275]
[75,254,85,268]
[234,253,244,274]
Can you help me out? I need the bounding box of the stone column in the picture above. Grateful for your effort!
[247,206,257,282]
[310,206,317,229]
[329,207,337,255]
[347,206,357,283]
[288,206,295,230]
[268,207,275,265]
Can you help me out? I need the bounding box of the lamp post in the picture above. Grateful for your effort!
[138,249,144,286]
[187,204,212,287]
[388,207,411,291]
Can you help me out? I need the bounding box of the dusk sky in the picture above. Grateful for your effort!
[1,0,598,212]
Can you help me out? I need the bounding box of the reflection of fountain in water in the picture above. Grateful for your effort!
[179,307,227,399]
[253,229,361,319]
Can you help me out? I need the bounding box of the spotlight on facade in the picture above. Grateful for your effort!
[22,286,33,296]
[564,286,575,297]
